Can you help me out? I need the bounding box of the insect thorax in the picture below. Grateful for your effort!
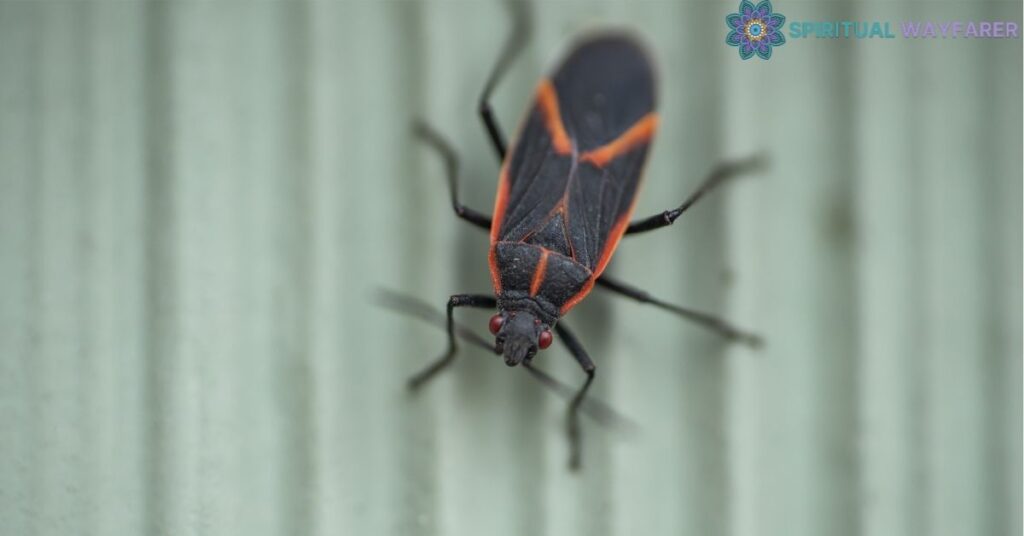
[493,242,592,323]
[496,292,561,326]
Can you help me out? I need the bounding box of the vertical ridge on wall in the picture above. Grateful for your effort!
[977,8,1023,534]
[918,14,988,536]
[305,2,344,533]
[855,1,926,534]
[89,3,148,535]
[0,4,40,535]
[32,4,92,535]
[725,0,862,534]
[988,6,1024,532]
[273,4,316,535]
[140,1,178,534]
[393,5,441,536]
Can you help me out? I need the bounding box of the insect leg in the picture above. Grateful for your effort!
[596,274,762,347]
[625,154,764,235]
[412,121,492,230]
[408,293,497,390]
[478,0,530,162]
[553,322,596,470]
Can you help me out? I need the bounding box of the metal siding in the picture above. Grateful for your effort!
[0,2,1019,536]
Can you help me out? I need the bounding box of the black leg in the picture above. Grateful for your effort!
[408,293,497,389]
[596,274,762,347]
[625,154,764,235]
[412,121,492,231]
[478,0,530,162]
[553,322,596,470]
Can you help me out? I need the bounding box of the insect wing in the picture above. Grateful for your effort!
[492,34,657,276]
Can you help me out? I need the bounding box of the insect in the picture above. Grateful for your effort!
[410,11,761,469]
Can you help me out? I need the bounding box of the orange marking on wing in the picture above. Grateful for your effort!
[537,80,573,155]
[592,213,631,277]
[529,249,550,297]
[581,113,659,168]
[560,277,595,315]
[490,165,511,246]
[488,245,502,294]
[559,206,636,315]
[488,166,511,293]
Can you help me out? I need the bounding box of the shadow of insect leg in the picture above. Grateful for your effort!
[595,274,762,347]
[553,321,596,471]
[408,293,497,390]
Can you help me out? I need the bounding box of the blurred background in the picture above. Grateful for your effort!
[0,1,1020,535]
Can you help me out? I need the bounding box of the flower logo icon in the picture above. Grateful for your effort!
[726,0,786,60]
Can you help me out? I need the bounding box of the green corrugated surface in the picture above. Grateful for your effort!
[0,1,1020,535]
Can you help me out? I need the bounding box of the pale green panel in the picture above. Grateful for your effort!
[726,3,1021,536]
[0,2,1019,536]
[725,2,861,534]
[0,5,40,536]
[854,3,926,535]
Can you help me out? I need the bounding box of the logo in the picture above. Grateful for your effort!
[726,0,786,60]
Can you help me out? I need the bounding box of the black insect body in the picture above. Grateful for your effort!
[411,16,761,470]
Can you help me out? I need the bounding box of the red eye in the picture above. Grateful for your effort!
[488,314,504,335]
[538,329,553,349]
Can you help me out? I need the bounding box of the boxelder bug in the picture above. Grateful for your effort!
[411,11,762,469]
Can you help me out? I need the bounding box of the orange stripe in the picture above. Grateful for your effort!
[488,245,502,294]
[592,213,631,277]
[488,165,511,293]
[560,277,595,315]
[490,165,511,246]
[559,207,636,315]
[537,80,573,155]
[529,249,550,296]
[581,113,658,168]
